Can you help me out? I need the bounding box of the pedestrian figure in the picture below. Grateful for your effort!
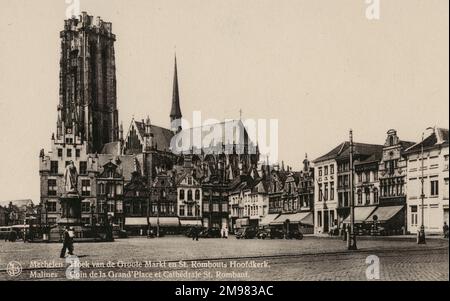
[194,227,199,241]
[443,222,449,239]
[60,226,74,258]
[224,226,228,239]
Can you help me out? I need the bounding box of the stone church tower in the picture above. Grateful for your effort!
[56,12,119,154]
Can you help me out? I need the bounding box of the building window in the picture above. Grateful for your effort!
[58,149,63,158]
[195,205,200,216]
[98,183,105,195]
[318,167,322,177]
[203,203,209,212]
[324,183,328,201]
[195,189,200,200]
[46,201,57,212]
[365,171,371,183]
[330,165,334,174]
[50,161,58,174]
[213,203,219,212]
[187,205,193,216]
[324,166,328,176]
[188,190,193,201]
[107,202,115,213]
[188,177,193,185]
[116,184,123,196]
[445,178,449,200]
[81,180,91,196]
[373,188,379,204]
[79,161,87,175]
[81,202,90,213]
[222,203,228,212]
[179,190,185,200]
[330,182,334,200]
[81,217,90,225]
[357,189,362,205]
[67,149,72,157]
[317,211,322,227]
[318,184,322,201]
[411,205,418,226]
[107,183,115,197]
[179,205,185,216]
[48,179,57,196]
[75,149,80,158]
[365,188,370,204]
[430,180,439,196]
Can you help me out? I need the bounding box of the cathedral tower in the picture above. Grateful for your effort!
[170,55,182,133]
[56,12,119,153]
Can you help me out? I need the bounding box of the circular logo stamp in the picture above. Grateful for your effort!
[6,261,22,277]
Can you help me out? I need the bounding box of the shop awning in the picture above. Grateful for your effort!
[298,212,314,226]
[125,217,148,226]
[260,214,280,226]
[367,205,404,223]
[125,217,180,227]
[270,212,313,226]
[343,206,377,224]
[180,220,202,226]
[150,217,180,227]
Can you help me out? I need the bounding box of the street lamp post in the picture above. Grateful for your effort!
[347,129,357,250]
[417,131,427,244]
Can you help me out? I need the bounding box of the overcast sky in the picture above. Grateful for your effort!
[0,0,448,202]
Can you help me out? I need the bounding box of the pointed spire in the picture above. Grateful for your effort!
[170,54,182,131]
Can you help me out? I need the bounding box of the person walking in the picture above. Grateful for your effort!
[224,226,228,239]
[443,222,449,238]
[60,226,74,258]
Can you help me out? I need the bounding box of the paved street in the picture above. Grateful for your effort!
[0,236,448,281]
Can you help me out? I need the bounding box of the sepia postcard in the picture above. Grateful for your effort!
[0,0,448,292]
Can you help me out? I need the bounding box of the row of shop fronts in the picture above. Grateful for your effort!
[313,128,449,235]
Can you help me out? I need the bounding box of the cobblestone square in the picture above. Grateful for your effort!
[0,236,448,281]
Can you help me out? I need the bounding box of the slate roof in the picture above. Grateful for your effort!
[97,154,139,182]
[404,128,449,154]
[134,121,174,153]
[313,142,383,163]
[101,141,120,155]
[172,119,254,154]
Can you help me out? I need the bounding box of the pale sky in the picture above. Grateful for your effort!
[0,0,448,202]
